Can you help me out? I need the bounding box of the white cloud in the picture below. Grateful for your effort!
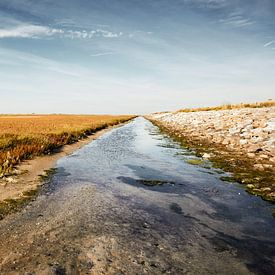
[96,30,123,38]
[65,29,123,39]
[90,52,115,57]
[0,24,60,38]
[0,24,123,40]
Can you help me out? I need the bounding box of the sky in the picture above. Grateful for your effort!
[0,0,274,114]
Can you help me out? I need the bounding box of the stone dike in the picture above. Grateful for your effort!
[147,107,275,202]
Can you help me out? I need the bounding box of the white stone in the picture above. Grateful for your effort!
[202,153,212,159]
[240,139,248,146]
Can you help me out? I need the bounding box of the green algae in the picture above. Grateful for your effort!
[0,196,32,220]
[149,119,275,204]
[38,168,58,181]
[186,159,204,165]
[0,168,57,220]
[213,169,225,174]
[137,179,175,186]
[220,176,236,183]
[201,165,212,170]
[23,189,38,197]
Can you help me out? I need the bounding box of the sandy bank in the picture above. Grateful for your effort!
[0,123,125,205]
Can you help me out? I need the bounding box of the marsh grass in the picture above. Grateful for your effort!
[178,100,275,113]
[0,114,134,177]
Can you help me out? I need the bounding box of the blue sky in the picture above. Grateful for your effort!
[0,0,274,114]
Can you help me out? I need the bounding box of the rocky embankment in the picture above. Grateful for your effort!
[148,107,275,202]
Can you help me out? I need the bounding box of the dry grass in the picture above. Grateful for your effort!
[178,101,275,113]
[0,114,134,177]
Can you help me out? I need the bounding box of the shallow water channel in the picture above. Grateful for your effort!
[0,117,274,274]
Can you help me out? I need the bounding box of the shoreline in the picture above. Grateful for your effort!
[147,108,275,203]
[0,122,129,219]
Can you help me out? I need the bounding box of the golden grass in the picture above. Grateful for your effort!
[178,101,275,113]
[0,114,134,177]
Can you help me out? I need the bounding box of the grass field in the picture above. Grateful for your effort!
[0,114,134,177]
[178,100,275,113]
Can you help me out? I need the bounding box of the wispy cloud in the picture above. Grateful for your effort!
[264,41,274,47]
[54,18,77,28]
[219,13,254,28]
[184,0,229,9]
[65,29,123,39]
[0,23,123,39]
[0,47,82,77]
[90,52,115,57]
[0,24,62,38]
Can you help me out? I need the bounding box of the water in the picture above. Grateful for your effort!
[0,117,274,274]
